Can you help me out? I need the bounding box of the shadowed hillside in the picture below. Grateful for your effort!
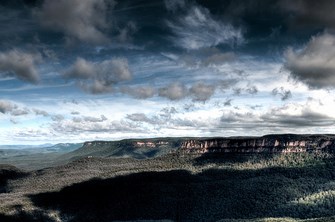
[2,135,335,221]
[28,155,335,222]
[0,165,28,193]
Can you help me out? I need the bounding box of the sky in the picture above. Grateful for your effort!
[1,0,335,145]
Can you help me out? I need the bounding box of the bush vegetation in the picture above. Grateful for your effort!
[1,152,335,221]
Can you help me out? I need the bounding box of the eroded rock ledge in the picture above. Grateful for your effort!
[81,134,335,155]
[180,134,335,154]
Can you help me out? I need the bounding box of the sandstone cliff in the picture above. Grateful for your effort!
[179,134,335,154]
[77,134,335,158]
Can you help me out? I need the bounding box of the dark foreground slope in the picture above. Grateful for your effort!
[0,164,27,193]
[30,162,335,221]
[1,152,335,221]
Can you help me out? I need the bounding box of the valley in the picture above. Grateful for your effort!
[1,134,335,221]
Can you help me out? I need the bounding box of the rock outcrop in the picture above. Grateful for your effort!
[179,134,335,154]
[78,134,335,157]
[133,141,170,148]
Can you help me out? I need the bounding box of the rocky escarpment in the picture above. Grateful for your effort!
[76,134,335,158]
[133,140,170,148]
[179,134,335,154]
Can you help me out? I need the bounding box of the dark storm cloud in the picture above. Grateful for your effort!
[281,0,335,30]
[284,33,335,89]
[65,57,132,94]
[0,50,41,84]
[34,0,114,44]
[261,108,335,127]
[218,105,335,129]
[2,0,332,51]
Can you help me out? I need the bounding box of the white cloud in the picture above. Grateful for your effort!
[167,3,243,50]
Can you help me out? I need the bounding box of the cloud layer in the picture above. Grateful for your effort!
[3,0,335,144]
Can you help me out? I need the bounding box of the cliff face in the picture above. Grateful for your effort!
[79,134,335,157]
[179,135,335,154]
[133,141,170,148]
